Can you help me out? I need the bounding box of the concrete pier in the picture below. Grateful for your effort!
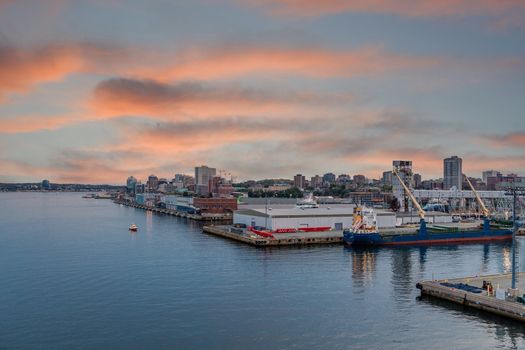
[203,225,343,247]
[114,199,233,222]
[417,272,525,322]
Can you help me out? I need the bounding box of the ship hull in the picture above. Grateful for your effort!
[344,220,512,246]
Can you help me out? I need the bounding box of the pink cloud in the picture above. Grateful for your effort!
[243,0,525,19]
[137,45,441,81]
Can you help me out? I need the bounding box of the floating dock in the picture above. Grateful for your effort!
[417,272,525,322]
[202,225,343,246]
[115,200,232,222]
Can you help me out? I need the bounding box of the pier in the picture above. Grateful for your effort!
[202,225,343,246]
[417,273,525,322]
[114,199,233,222]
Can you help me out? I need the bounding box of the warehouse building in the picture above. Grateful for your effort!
[233,207,356,231]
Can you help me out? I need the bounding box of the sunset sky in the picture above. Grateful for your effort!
[1,0,524,184]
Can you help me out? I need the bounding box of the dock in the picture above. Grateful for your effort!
[417,272,525,322]
[114,199,233,222]
[202,225,343,246]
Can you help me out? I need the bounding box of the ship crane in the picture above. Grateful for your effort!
[463,174,490,218]
[392,168,425,220]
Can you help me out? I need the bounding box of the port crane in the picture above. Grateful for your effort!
[392,168,425,221]
[463,174,490,218]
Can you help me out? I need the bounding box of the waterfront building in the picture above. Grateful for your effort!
[443,156,462,190]
[293,174,306,189]
[195,165,216,196]
[233,207,355,231]
[193,197,238,214]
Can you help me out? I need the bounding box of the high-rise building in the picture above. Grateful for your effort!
[146,174,159,192]
[322,173,336,185]
[413,173,422,189]
[353,174,366,186]
[195,165,216,196]
[294,174,306,189]
[382,171,392,185]
[444,156,462,190]
[337,174,351,184]
[392,160,413,212]
[126,176,137,193]
[310,175,322,188]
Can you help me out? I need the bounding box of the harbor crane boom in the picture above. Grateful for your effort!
[392,168,425,220]
[463,174,490,217]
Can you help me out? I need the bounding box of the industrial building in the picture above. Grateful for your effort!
[233,207,355,231]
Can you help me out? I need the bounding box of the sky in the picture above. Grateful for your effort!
[0,0,524,184]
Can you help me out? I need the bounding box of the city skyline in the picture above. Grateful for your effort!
[1,1,524,183]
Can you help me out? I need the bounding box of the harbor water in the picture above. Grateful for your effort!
[1,192,525,349]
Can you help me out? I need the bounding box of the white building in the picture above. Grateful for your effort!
[234,207,355,231]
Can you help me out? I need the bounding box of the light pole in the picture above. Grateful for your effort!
[507,185,525,290]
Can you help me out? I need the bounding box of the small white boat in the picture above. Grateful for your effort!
[129,224,138,231]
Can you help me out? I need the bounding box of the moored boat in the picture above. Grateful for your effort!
[129,224,138,231]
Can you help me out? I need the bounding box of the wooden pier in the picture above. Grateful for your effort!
[417,273,525,322]
[202,225,343,247]
[114,199,233,222]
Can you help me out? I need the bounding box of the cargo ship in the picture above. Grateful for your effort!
[343,208,512,246]
[344,169,513,246]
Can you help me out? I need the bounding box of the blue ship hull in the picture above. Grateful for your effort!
[343,219,512,246]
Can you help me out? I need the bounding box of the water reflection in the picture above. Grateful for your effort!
[503,247,511,273]
[419,294,525,349]
[482,244,490,273]
[347,247,378,288]
[390,248,413,303]
[418,247,427,272]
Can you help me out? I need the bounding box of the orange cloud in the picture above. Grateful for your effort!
[0,114,83,133]
[0,42,134,102]
[243,0,525,19]
[488,132,525,148]
[139,46,440,81]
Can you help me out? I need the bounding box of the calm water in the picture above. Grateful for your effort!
[1,192,525,349]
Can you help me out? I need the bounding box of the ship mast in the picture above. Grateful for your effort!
[392,168,425,220]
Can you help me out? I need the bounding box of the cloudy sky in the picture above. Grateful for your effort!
[1,0,524,184]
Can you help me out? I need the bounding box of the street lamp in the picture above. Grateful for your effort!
[505,185,525,290]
